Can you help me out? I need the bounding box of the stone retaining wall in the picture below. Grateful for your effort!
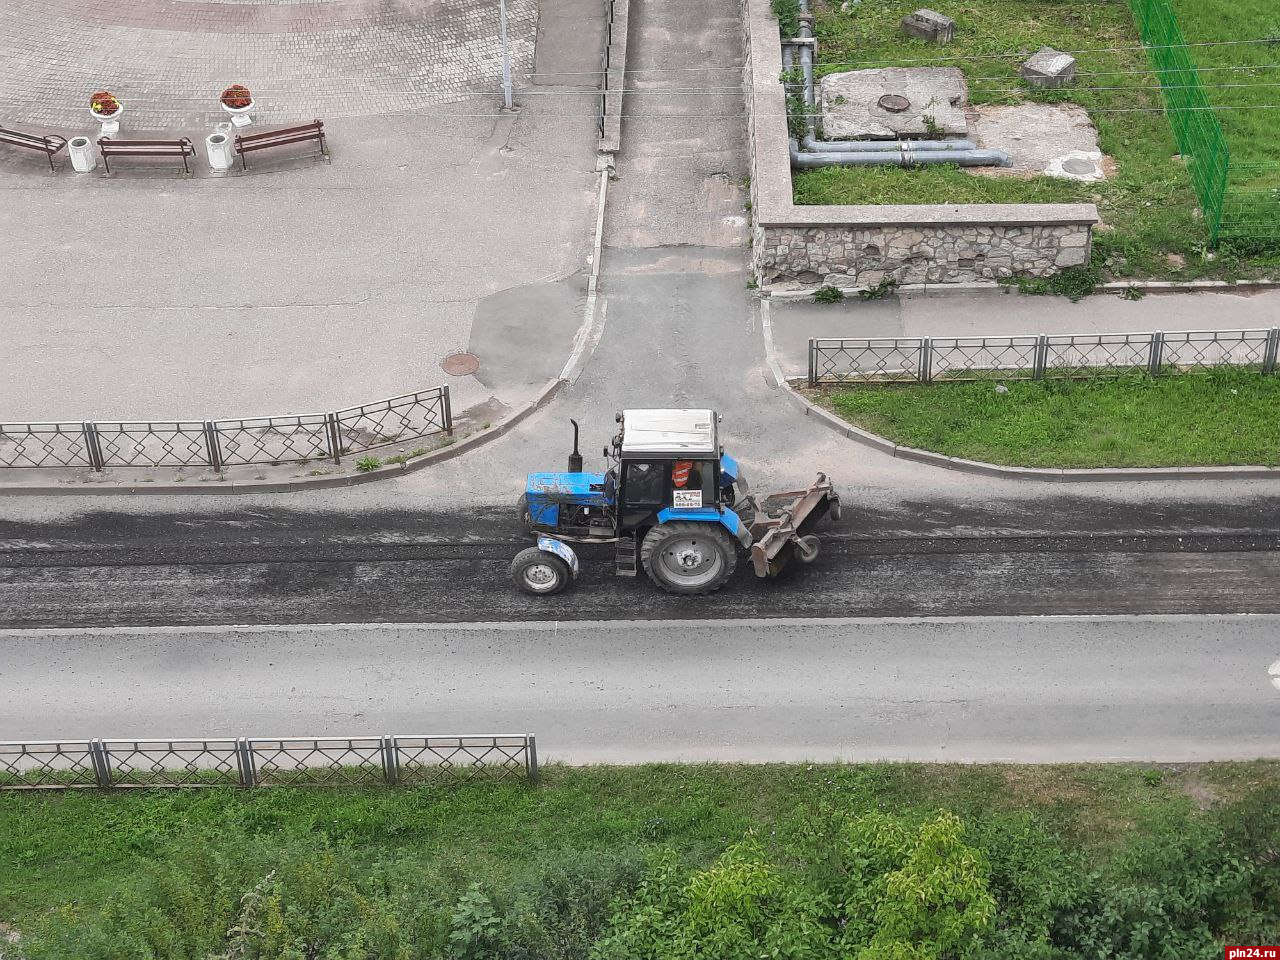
[741,0,1099,288]
[765,222,1092,286]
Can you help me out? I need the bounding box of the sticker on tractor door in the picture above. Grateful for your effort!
[672,489,703,509]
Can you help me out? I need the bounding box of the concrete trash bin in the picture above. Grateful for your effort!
[68,136,96,173]
[206,131,234,171]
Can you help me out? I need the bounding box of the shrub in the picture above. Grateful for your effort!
[812,285,845,303]
[1051,810,1260,959]
[772,0,800,36]
[503,854,646,959]
[595,841,832,960]
[834,812,996,957]
[355,455,382,472]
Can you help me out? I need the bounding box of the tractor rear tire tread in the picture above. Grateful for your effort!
[639,521,737,596]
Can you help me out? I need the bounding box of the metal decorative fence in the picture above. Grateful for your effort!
[0,734,537,790]
[0,385,451,471]
[809,328,1280,386]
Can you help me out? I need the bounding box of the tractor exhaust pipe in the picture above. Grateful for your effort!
[568,419,584,473]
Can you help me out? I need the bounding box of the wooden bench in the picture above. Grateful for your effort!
[0,125,68,172]
[97,137,196,175]
[234,120,326,170]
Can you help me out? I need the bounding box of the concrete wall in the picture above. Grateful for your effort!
[741,0,1100,288]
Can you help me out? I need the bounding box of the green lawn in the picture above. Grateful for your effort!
[792,0,1280,280]
[819,369,1280,467]
[2,762,1278,957]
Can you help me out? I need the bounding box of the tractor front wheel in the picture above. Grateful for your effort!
[640,522,737,595]
[511,547,572,596]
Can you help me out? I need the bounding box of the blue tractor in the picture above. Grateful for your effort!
[511,409,840,595]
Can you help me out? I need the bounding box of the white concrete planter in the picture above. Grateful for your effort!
[220,99,256,128]
[206,131,234,171]
[68,136,96,173]
[90,103,123,137]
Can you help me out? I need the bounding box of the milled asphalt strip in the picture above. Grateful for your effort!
[3,616,1277,763]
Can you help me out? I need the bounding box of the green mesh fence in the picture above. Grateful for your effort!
[1129,0,1280,246]
[1128,0,1230,244]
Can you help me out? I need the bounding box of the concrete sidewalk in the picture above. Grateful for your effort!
[769,287,1280,380]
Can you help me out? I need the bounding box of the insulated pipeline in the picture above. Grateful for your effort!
[790,146,1014,168]
[801,136,978,152]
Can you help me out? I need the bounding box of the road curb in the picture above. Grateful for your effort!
[758,301,1280,484]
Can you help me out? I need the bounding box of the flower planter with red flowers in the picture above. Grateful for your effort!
[89,90,124,134]
[220,84,256,126]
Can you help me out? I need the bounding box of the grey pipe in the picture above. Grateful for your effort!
[797,0,815,137]
[791,145,1013,169]
[802,135,977,153]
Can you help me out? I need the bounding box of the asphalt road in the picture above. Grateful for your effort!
[2,494,1280,627]
[3,616,1277,762]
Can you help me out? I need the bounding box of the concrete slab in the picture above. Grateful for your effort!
[968,102,1108,179]
[820,67,968,140]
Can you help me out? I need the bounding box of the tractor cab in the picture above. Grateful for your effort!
[612,408,737,533]
[512,408,838,597]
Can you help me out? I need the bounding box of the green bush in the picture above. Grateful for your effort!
[594,841,832,959]
[836,812,997,956]
[772,0,800,36]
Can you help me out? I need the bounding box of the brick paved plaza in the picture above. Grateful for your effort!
[0,0,536,129]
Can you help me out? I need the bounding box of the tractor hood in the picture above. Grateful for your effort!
[526,471,609,505]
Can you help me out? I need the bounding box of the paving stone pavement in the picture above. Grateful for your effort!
[0,0,537,131]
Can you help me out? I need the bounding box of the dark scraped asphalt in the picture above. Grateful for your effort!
[3,494,1279,628]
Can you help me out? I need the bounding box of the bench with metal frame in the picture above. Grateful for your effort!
[97,137,196,175]
[0,125,68,172]
[234,119,326,170]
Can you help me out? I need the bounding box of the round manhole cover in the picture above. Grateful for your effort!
[1062,157,1098,176]
[877,93,911,113]
[441,352,480,376]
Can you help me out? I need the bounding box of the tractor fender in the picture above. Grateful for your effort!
[536,535,580,578]
[716,455,747,491]
[656,507,753,549]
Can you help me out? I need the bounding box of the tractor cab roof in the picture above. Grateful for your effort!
[620,408,719,459]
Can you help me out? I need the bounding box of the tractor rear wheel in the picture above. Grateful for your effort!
[640,522,737,595]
